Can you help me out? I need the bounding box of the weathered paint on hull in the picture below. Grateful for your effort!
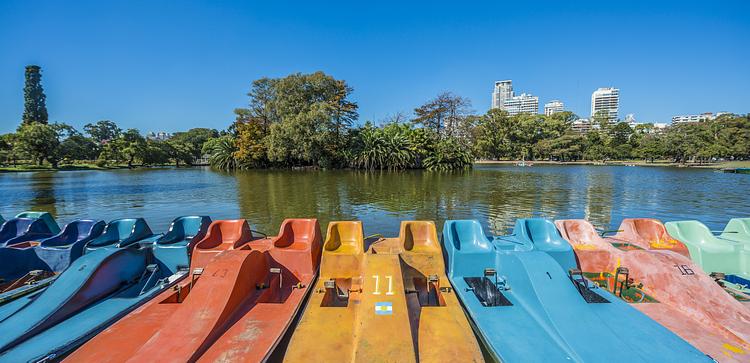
[283,221,483,363]
[66,218,322,363]
[556,219,750,362]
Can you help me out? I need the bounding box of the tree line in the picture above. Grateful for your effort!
[3,66,748,171]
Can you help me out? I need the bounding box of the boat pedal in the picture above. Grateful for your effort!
[463,277,512,307]
[190,268,204,289]
[270,267,282,289]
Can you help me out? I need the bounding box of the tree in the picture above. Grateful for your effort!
[262,72,359,168]
[84,120,122,144]
[0,134,19,166]
[474,109,514,160]
[22,65,48,125]
[202,136,237,171]
[15,123,59,165]
[233,118,268,168]
[169,127,219,162]
[120,129,147,168]
[413,92,471,139]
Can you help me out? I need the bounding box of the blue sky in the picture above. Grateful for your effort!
[1,1,748,133]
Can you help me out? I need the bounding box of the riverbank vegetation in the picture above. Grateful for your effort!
[2,67,748,172]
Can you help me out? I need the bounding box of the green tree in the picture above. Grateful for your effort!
[84,120,122,144]
[15,123,59,165]
[202,136,237,171]
[120,129,147,168]
[169,127,219,161]
[413,92,471,139]
[22,65,48,125]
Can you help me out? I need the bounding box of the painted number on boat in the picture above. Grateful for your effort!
[372,275,395,295]
[212,269,228,278]
[674,264,694,275]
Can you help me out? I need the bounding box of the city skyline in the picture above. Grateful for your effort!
[1,1,748,133]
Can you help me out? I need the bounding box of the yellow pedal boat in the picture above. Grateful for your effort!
[283,220,484,362]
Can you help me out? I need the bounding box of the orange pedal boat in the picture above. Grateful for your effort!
[555,218,750,362]
[282,220,483,363]
[65,218,322,363]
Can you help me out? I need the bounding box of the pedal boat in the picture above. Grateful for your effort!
[666,220,750,296]
[0,216,208,362]
[66,218,322,363]
[0,216,55,247]
[556,219,750,362]
[0,219,105,302]
[443,218,711,362]
[283,220,484,363]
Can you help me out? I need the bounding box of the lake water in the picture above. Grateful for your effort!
[1,165,748,237]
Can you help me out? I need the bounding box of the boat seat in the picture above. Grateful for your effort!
[400,221,440,253]
[444,220,493,253]
[324,221,363,255]
[272,219,317,250]
[191,219,254,269]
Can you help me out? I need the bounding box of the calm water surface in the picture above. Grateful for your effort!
[1,165,748,237]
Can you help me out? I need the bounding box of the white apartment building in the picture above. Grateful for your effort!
[491,80,539,115]
[671,112,716,124]
[572,118,592,133]
[544,100,564,116]
[504,93,539,115]
[492,80,513,109]
[591,87,620,121]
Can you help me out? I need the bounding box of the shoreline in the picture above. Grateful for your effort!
[1,160,748,174]
[474,160,750,169]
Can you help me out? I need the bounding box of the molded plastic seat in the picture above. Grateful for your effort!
[272,218,319,250]
[324,221,364,254]
[153,216,212,274]
[515,218,576,270]
[724,218,750,242]
[613,218,689,255]
[666,220,746,278]
[15,211,60,234]
[191,219,254,268]
[399,221,440,253]
[85,218,155,251]
[0,218,55,247]
[32,219,107,272]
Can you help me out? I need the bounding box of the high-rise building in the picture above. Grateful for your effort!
[544,100,564,116]
[492,80,513,109]
[504,93,539,115]
[590,87,620,121]
[491,80,539,115]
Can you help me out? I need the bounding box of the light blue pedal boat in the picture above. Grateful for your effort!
[443,218,711,362]
[0,216,210,362]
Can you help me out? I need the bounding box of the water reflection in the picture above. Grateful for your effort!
[1,165,748,236]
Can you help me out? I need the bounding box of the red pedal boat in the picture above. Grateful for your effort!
[65,218,322,363]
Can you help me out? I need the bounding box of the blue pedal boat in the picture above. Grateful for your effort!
[14,212,61,235]
[0,217,55,248]
[0,216,210,362]
[0,220,106,294]
[443,219,711,362]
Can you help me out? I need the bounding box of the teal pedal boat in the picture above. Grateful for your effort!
[0,216,210,362]
[666,219,750,295]
[443,218,711,362]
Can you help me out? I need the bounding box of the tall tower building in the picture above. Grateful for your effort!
[544,100,564,116]
[492,80,513,109]
[591,87,620,121]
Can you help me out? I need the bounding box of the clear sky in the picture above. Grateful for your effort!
[1,1,748,133]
